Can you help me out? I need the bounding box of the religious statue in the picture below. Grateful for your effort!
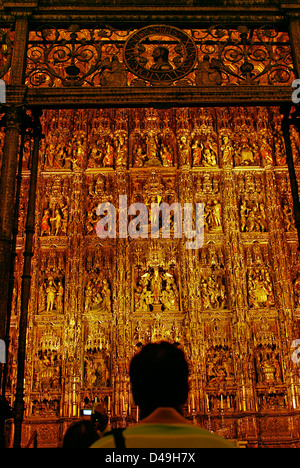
[201,274,227,310]
[86,207,100,235]
[72,136,85,168]
[46,277,57,312]
[206,346,234,385]
[205,200,222,232]
[84,277,112,313]
[138,286,153,311]
[56,282,64,314]
[282,199,296,232]
[44,142,56,168]
[64,141,81,170]
[178,135,191,165]
[102,141,114,167]
[84,282,93,313]
[262,356,276,384]
[94,176,105,196]
[293,273,300,307]
[115,135,128,166]
[84,347,110,388]
[41,209,51,236]
[248,268,275,309]
[60,204,69,235]
[161,284,178,310]
[195,55,222,86]
[100,55,127,87]
[240,200,267,232]
[274,134,286,166]
[256,349,281,385]
[150,46,173,71]
[220,135,234,165]
[234,136,258,166]
[50,209,62,236]
[135,267,179,313]
[39,277,64,314]
[192,140,202,166]
[260,137,274,166]
[35,342,62,393]
[144,132,162,166]
[133,144,146,167]
[89,145,104,168]
[201,139,218,167]
[151,267,163,304]
[101,279,112,313]
[160,144,173,166]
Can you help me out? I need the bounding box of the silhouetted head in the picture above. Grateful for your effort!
[62,421,99,448]
[129,341,189,419]
[91,403,108,433]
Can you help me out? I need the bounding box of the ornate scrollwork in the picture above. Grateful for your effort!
[192,25,294,86]
[26,25,130,87]
[25,24,295,88]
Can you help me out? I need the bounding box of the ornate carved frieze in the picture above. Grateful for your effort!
[25,24,295,89]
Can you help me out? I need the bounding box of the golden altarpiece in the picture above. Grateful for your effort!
[1,0,300,448]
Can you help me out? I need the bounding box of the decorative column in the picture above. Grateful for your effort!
[0,16,29,345]
[222,167,255,415]
[62,170,85,419]
[280,107,300,417]
[281,107,300,249]
[9,19,29,86]
[288,13,300,79]
[264,164,296,409]
[13,109,42,448]
[0,106,24,342]
[113,166,130,421]
[1,124,26,397]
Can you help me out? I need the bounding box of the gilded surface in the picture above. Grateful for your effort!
[1,11,300,448]
[5,105,300,447]
[25,25,295,88]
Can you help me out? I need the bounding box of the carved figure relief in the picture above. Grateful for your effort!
[240,200,267,233]
[206,346,235,385]
[124,25,197,84]
[84,325,111,389]
[84,276,112,314]
[33,328,62,393]
[134,266,179,313]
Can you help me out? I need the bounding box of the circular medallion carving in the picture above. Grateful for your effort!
[124,25,198,84]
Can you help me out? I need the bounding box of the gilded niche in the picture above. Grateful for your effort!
[132,242,180,314]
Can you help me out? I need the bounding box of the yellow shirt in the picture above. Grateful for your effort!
[90,408,235,448]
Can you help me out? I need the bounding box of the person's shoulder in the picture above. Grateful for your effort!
[90,433,115,448]
[171,425,237,448]
[90,425,237,449]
